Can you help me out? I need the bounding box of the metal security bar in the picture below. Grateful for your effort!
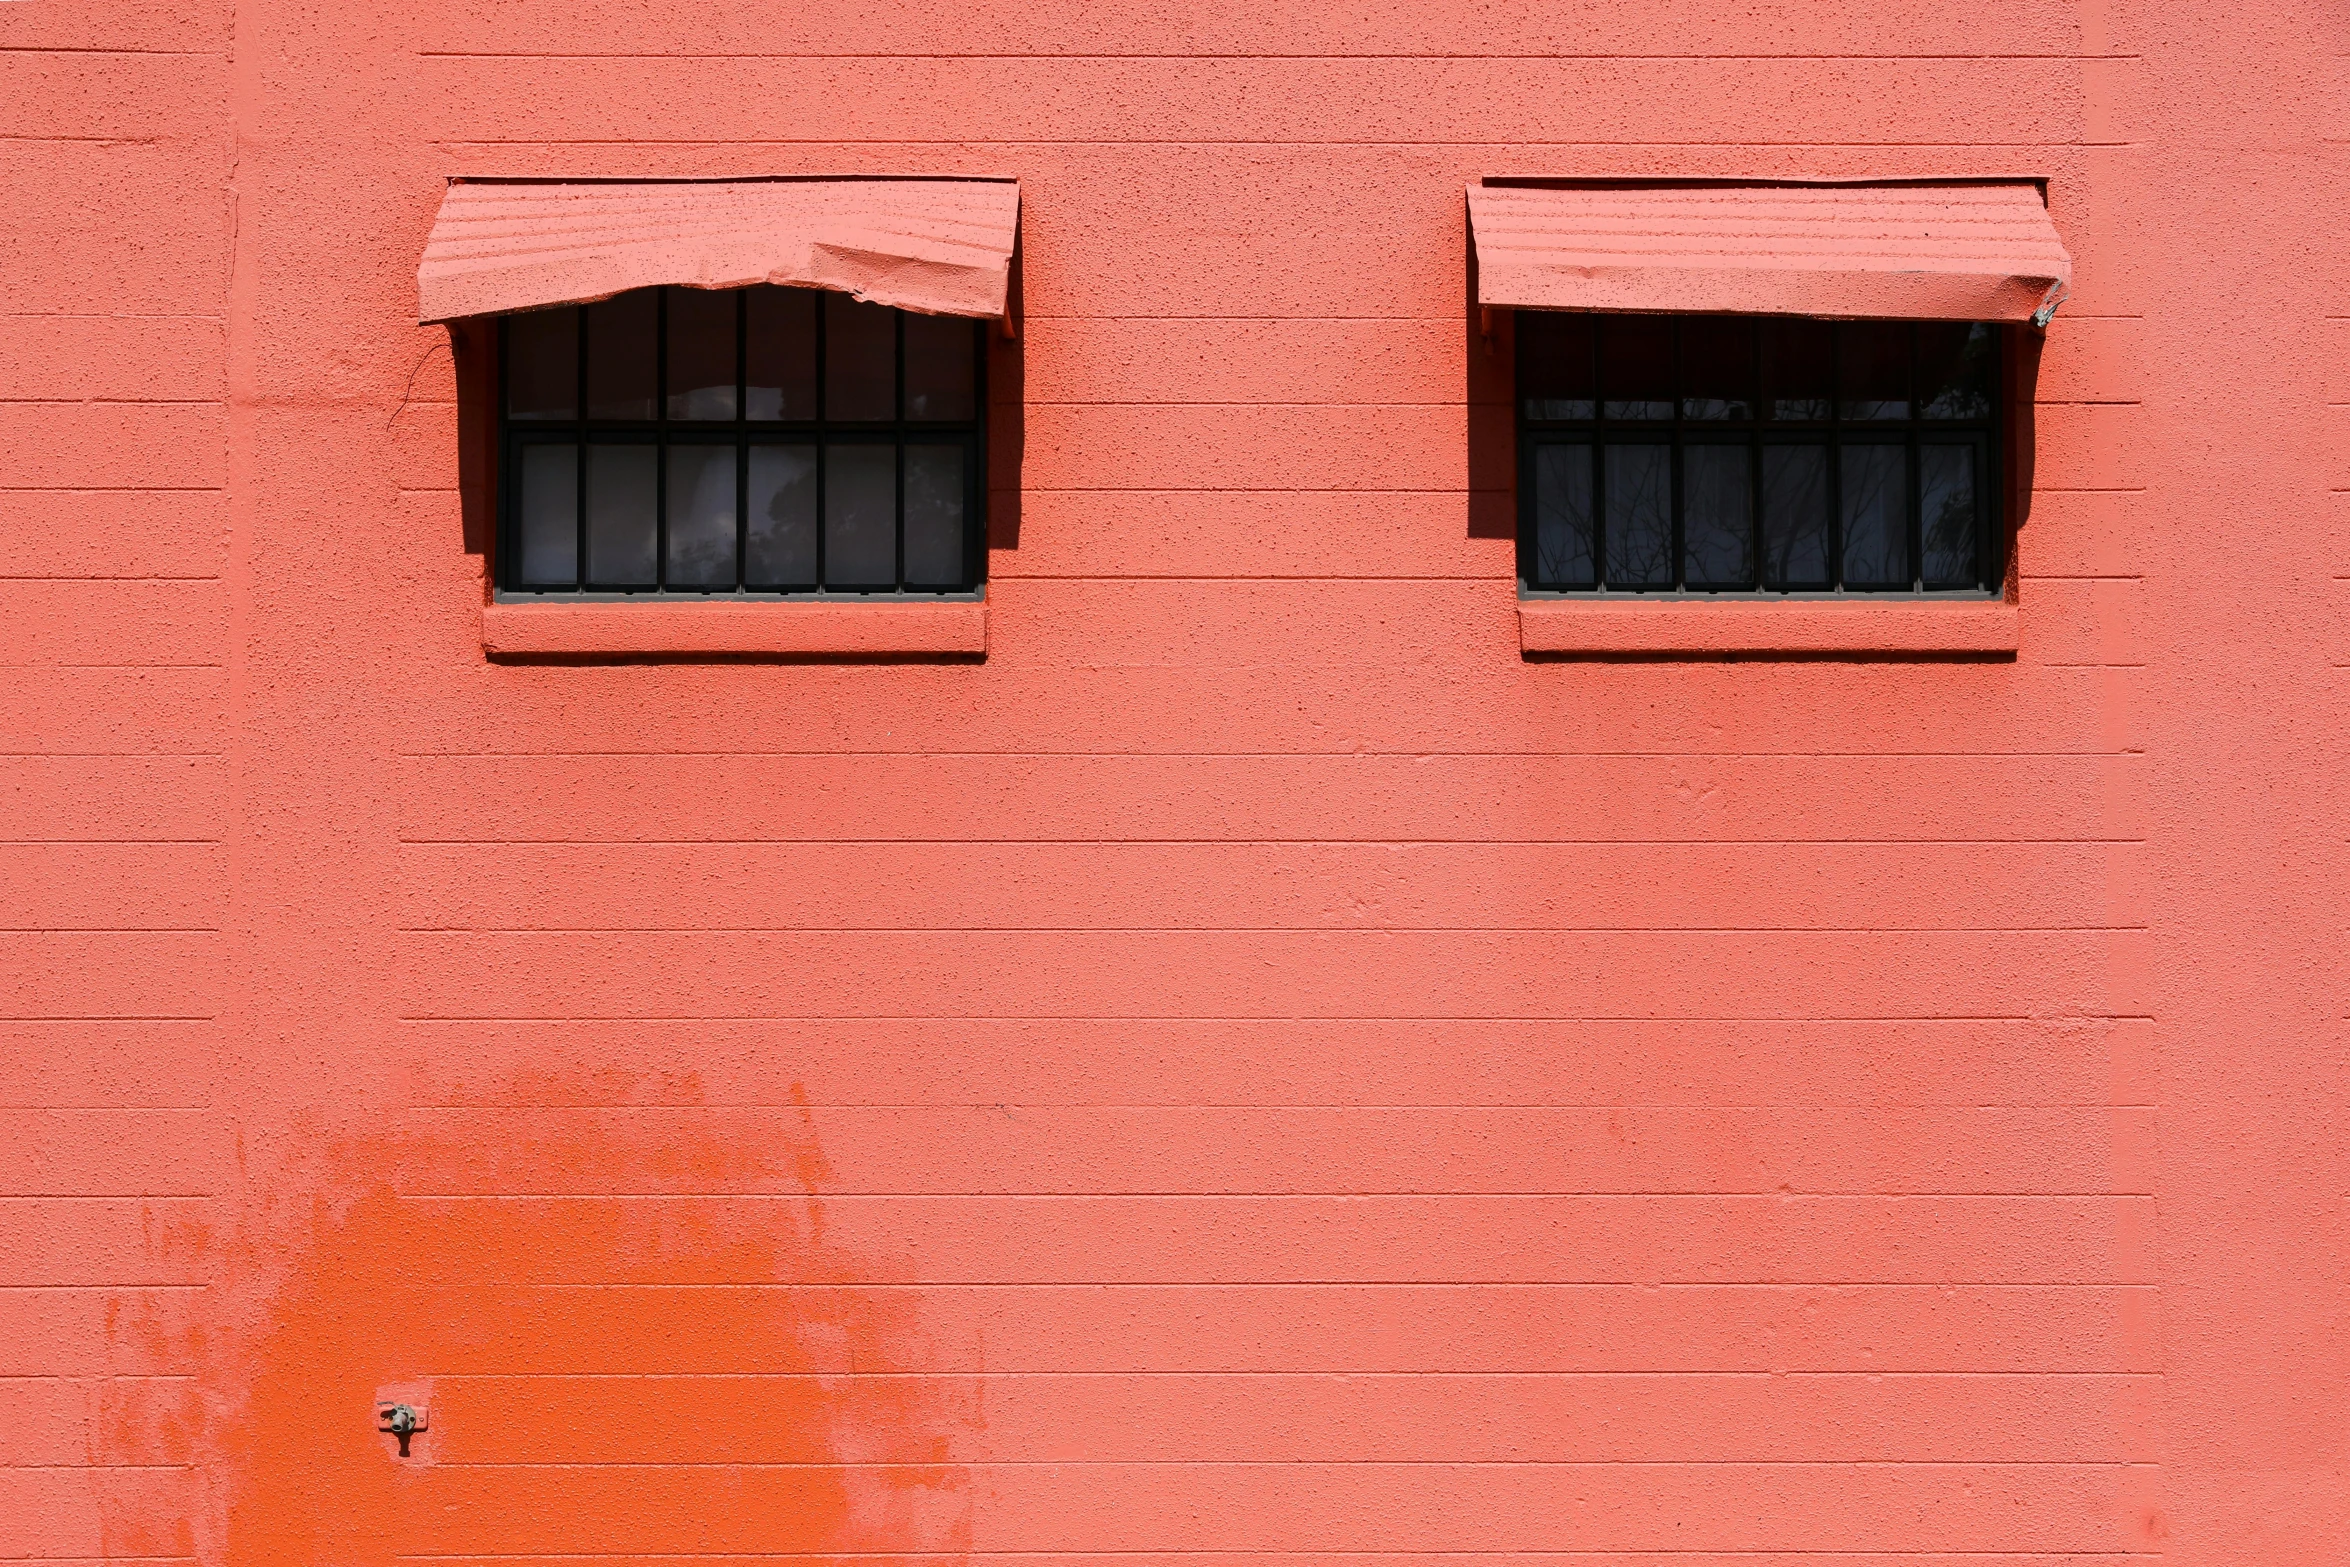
[1514,313,2002,597]
[496,285,986,598]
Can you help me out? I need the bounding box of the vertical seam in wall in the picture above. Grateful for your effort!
[215,0,260,1541]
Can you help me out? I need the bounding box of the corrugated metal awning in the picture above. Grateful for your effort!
[417,177,1021,324]
[1468,180,2071,324]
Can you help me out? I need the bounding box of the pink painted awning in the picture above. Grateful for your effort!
[417,177,1021,324]
[1469,181,2072,324]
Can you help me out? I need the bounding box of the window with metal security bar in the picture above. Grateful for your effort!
[1515,314,2003,596]
[498,285,984,597]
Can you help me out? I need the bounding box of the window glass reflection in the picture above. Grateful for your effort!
[747,287,818,421]
[585,294,657,420]
[1600,317,1673,420]
[1680,317,1755,420]
[664,445,737,587]
[1519,312,1595,421]
[904,314,976,421]
[1683,445,1752,588]
[824,443,896,586]
[1761,445,1831,589]
[825,295,896,421]
[517,444,578,585]
[666,288,737,421]
[1531,443,1594,588]
[1921,444,1980,586]
[1762,319,1833,421]
[1604,443,1672,587]
[904,444,966,586]
[585,444,658,585]
[507,308,577,420]
[1839,322,1911,421]
[1919,322,1994,420]
[1840,444,1909,586]
[746,444,818,587]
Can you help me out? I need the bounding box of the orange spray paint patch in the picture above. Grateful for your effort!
[207,1091,973,1565]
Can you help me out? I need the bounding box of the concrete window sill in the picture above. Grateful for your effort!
[481,599,988,658]
[1518,598,2018,657]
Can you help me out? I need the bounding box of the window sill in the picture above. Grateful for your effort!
[481,599,988,659]
[1517,597,2018,657]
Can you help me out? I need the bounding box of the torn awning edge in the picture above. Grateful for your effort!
[416,178,1021,325]
[1468,181,2074,325]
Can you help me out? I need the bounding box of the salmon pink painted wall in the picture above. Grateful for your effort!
[1,0,2345,1562]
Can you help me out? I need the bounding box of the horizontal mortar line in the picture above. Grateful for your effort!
[403,750,2139,759]
[0,1192,216,1199]
[402,1104,2159,1112]
[1013,398,2144,407]
[390,1278,2162,1296]
[0,1193,210,1200]
[0,929,221,936]
[417,52,2134,64]
[0,486,221,493]
[0,841,223,848]
[391,927,2152,937]
[399,1019,2152,1029]
[0,397,220,405]
[0,1283,207,1291]
[466,1279,2156,1291]
[396,1190,2154,1200]
[0,1016,218,1023]
[0,1371,198,1378]
[432,1458,2139,1469]
[396,841,2152,850]
[388,1558,2158,1564]
[0,1462,192,1471]
[429,1367,2158,1379]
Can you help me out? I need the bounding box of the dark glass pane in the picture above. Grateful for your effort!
[1681,317,1755,420]
[1762,318,1832,420]
[664,444,737,587]
[905,314,976,422]
[746,287,818,421]
[904,444,966,587]
[506,308,578,420]
[1840,443,1910,587]
[823,443,896,586]
[745,444,817,586]
[1518,312,1595,421]
[585,293,657,420]
[1683,445,1752,589]
[1920,322,1995,420]
[1530,443,1594,588]
[1760,445,1831,589]
[1838,321,1911,421]
[825,295,896,421]
[1921,444,1980,587]
[516,443,578,585]
[666,288,737,421]
[584,444,657,585]
[1600,316,1673,420]
[1603,443,1672,587]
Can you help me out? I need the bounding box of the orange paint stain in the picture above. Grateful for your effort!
[199,1094,972,1566]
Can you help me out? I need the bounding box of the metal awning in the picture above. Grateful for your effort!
[417,177,1021,324]
[1469,180,2072,324]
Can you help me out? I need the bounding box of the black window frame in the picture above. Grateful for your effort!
[495,285,988,600]
[1513,312,2005,599]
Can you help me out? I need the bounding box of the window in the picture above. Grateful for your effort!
[499,286,985,597]
[1516,314,2001,596]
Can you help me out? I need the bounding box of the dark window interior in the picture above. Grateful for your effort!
[499,286,985,596]
[1515,313,2001,596]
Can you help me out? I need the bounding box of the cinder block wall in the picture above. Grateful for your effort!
[0,0,2342,1561]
